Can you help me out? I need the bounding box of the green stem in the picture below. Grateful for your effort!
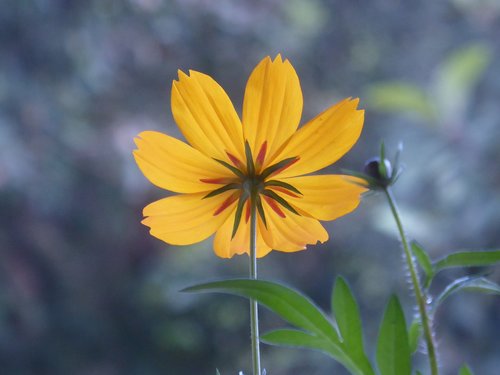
[249,195,261,375]
[384,187,439,375]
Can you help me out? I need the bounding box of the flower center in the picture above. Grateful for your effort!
[200,140,302,238]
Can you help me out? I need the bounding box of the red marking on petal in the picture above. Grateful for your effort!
[213,192,239,216]
[271,186,300,198]
[269,156,300,177]
[255,141,268,170]
[263,195,286,218]
[245,199,251,223]
[226,151,245,170]
[200,177,234,184]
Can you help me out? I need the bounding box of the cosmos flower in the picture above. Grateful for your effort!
[133,55,366,258]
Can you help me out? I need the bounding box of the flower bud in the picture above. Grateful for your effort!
[363,157,393,188]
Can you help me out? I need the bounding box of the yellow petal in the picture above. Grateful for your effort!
[242,55,303,164]
[270,98,364,178]
[276,175,367,221]
[133,131,233,193]
[259,200,329,253]
[171,70,245,161]
[142,192,234,246]
[213,210,272,258]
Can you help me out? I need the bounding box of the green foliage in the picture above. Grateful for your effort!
[376,296,411,375]
[332,277,373,373]
[434,250,500,271]
[216,370,221,375]
[410,241,433,287]
[434,276,500,311]
[459,364,473,375]
[408,319,422,354]
[184,278,375,375]
[434,43,492,120]
[367,43,492,126]
[366,82,435,121]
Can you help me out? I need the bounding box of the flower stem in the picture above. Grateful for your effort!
[383,187,439,375]
[249,196,261,375]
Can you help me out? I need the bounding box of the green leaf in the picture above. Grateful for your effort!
[262,329,374,375]
[262,329,340,356]
[216,370,221,375]
[434,43,491,121]
[332,277,374,375]
[182,279,340,342]
[261,189,299,215]
[410,241,433,287]
[459,364,473,375]
[203,183,240,199]
[232,194,249,238]
[184,279,375,375]
[265,179,302,195]
[408,318,422,353]
[376,295,411,375]
[434,250,500,272]
[366,82,435,121]
[434,276,500,310]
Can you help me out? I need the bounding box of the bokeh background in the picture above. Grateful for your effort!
[1,1,499,374]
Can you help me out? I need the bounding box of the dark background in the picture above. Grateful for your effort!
[1,1,499,374]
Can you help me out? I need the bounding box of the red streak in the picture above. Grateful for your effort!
[256,141,268,169]
[270,156,300,177]
[271,186,300,198]
[213,193,239,216]
[263,195,286,218]
[245,200,251,223]
[200,177,234,184]
[226,151,245,170]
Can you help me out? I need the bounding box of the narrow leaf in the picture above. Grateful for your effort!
[408,318,422,353]
[203,183,240,199]
[244,141,255,176]
[216,370,221,375]
[332,277,364,351]
[366,82,435,120]
[459,364,473,375]
[182,279,340,342]
[434,250,500,271]
[410,241,433,286]
[265,180,302,195]
[434,276,500,311]
[260,157,298,180]
[262,329,374,375]
[332,277,374,375]
[214,158,245,179]
[376,296,411,375]
[232,195,248,238]
[255,194,267,228]
[262,190,299,215]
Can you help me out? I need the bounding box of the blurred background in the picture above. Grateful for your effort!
[1,0,499,374]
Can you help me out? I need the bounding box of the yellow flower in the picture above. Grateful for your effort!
[133,55,367,258]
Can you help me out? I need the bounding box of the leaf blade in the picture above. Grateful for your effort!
[182,279,340,342]
[376,296,411,375]
[262,329,373,375]
[434,276,500,311]
[332,277,374,375]
[434,250,500,271]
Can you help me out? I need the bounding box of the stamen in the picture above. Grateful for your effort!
[226,151,245,170]
[213,192,239,216]
[263,195,286,218]
[255,141,268,170]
